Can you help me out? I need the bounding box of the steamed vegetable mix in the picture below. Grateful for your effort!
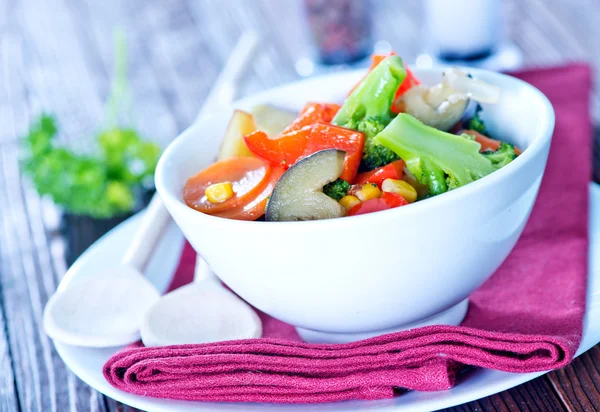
[183,51,520,222]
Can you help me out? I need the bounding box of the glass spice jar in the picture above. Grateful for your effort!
[304,0,373,65]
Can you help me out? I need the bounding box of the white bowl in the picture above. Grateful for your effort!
[155,67,554,343]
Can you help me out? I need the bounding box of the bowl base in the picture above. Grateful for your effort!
[295,299,469,343]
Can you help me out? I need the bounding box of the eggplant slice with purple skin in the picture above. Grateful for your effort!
[266,149,346,222]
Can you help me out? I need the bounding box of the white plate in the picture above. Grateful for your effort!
[54,183,600,412]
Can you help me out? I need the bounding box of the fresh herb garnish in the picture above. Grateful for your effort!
[21,31,161,218]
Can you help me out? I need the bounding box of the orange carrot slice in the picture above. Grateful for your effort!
[184,157,270,213]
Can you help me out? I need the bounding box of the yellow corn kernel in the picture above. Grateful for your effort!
[339,195,361,211]
[205,182,234,203]
[356,183,382,202]
[381,178,417,203]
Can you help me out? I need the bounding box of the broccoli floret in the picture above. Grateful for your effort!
[374,113,497,196]
[482,142,517,168]
[358,117,400,170]
[361,140,400,171]
[332,56,406,171]
[323,178,351,201]
[357,117,386,137]
[467,104,487,134]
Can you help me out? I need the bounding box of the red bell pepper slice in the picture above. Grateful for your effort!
[354,160,405,187]
[244,128,310,168]
[391,67,421,114]
[348,192,408,216]
[244,102,341,168]
[283,102,341,134]
[302,123,365,182]
[381,191,408,207]
[396,68,420,97]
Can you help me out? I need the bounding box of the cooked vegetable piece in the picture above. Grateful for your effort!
[244,128,310,168]
[395,79,468,132]
[354,183,382,202]
[302,123,365,181]
[347,192,407,216]
[381,191,409,207]
[466,104,487,134]
[184,157,270,213]
[422,158,448,195]
[332,56,407,171]
[482,142,518,168]
[266,149,346,221]
[462,129,522,155]
[395,68,421,101]
[346,53,387,96]
[217,110,256,161]
[205,182,234,204]
[282,102,340,134]
[444,70,500,104]
[323,178,351,201]
[463,129,499,151]
[374,113,497,196]
[333,56,405,130]
[381,178,417,203]
[402,167,430,199]
[354,159,405,187]
[397,70,500,132]
[349,52,420,103]
[251,104,297,137]
[246,122,364,180]
[339,195,361,211]
[360,133,401,171]
[214,168,285,221]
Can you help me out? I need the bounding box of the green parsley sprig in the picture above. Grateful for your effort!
[22,31,161,218]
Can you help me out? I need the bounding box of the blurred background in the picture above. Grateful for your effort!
[0,0,598,410]
[1,0,596,149]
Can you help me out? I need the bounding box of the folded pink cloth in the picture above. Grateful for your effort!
[104,64,593,403]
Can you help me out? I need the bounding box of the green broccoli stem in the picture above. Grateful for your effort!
[332,56,407,171]
[422,159,448,195]
[332,56,406,129]
[374,114,496,193]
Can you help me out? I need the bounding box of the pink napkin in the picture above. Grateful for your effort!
[104,64,593,403]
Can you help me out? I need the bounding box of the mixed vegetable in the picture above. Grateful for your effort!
[183,53,520,222]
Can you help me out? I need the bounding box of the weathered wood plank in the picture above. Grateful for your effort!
[1,28,54,412]
[0,298,19,412]
[0,2,110,411]
[0,20,20,412]
[548,346,600,412]
[121,0,219,129]
[443,376,567,412]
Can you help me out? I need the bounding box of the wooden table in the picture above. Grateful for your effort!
[1,1,598,411]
